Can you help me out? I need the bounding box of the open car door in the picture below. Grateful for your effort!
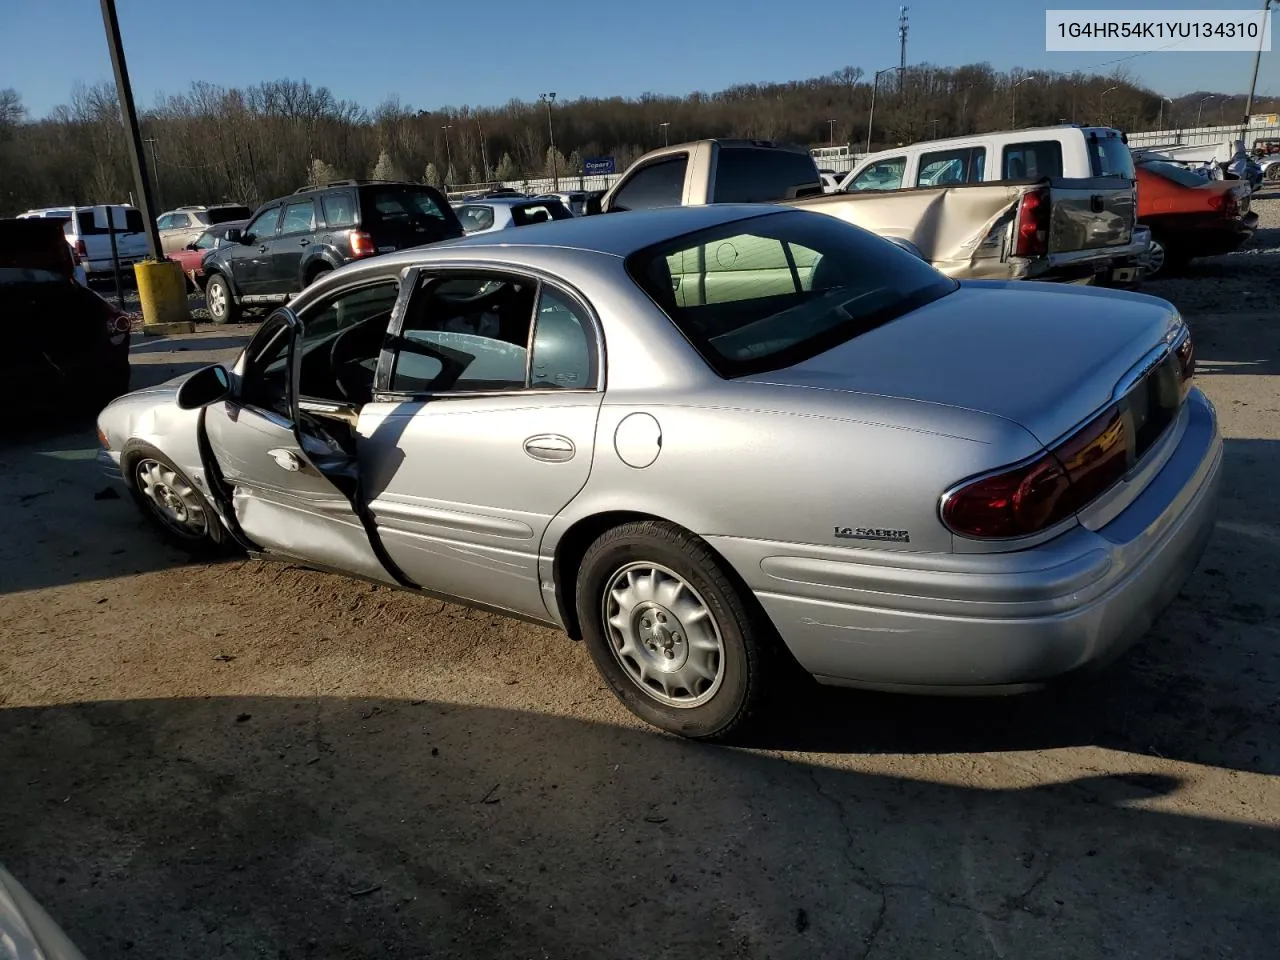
[199,293,411,587]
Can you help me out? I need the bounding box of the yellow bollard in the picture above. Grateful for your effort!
[133,259,194,336]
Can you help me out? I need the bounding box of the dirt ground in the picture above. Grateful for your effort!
[2,197,1279,959]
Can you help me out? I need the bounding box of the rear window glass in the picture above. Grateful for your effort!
[207,206,252,224]
[626,210,956,378]
[1089,133,1136,179]
[1002,141,1063,179]
[511,202,572,226]
[711,148,823,203]
[363,187,453,229]
[76,208,145,235]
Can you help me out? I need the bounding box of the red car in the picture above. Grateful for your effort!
[167,219,245,289]
[1136,160,1258,276]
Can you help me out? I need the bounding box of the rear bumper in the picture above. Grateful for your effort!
[1028,228,1152,282]
[711,389,1222,692]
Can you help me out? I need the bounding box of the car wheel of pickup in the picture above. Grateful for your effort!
[576,520,779,741]
[205,273,240,324]
[127,445,229,556]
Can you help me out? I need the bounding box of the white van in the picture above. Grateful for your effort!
[839,125,1136,192]
[17,205,150,277]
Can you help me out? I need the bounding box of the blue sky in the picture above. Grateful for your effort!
[2,0,1276,117]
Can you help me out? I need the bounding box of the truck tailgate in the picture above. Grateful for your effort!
[1046,175,1136,254]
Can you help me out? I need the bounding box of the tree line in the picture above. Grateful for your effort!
[1,66,1275,215]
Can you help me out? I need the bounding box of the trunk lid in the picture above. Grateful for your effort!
[740,281,1180,446]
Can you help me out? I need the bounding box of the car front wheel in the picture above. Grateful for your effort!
[127,445,230,555]
[576,520,781,741]
[205,273,240,324]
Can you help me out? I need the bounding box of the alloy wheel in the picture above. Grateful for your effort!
[1146,238,1166,277]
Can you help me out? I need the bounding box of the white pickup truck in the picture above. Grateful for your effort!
[598,134,1150,286]
[17,205,150,277]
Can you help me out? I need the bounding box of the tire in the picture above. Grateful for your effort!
[305,264,332,288]
[204,273,240,325]
[1146,236,1172,278]
[575,520,782,741]
[125,443,230,556]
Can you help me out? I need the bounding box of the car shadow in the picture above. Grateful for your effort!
[128,335,253,355]
[0,695,1275,960]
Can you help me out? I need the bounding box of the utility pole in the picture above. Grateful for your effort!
[898,6,909,91]
[98,0,162,261]
[475,118,489,181]
[1243,0,1276,134]
[143,137,161,211]
[441,124,453,188]
[1012,75,1036,128]
[828,119,837,145]
[1197,95,1215,126]
[1100,84,1119,126]
[540,92,558,190]
[659,121,670,147]
[1158,96,1173,130]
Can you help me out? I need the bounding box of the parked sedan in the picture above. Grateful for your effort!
[167,220,246,289]
[1136,159,1259,275]
[96,205,1220,740]
[453,196,573,234]
[0,865,87,960]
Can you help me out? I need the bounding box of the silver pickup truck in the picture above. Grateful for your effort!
[597,139,1149,285]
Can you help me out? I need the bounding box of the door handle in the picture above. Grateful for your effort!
[523,434,575,463]
[267,448,303,471]
[1090,195,1105,213]
[259,244,269,253]
[299,238,310,246]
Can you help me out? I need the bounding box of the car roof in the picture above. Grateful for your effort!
[455,197,567,209]
[407,204,791,259]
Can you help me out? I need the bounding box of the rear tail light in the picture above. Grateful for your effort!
[1208,191,1241,217]
[348,230,376,258]
[74,238,87,259]
[1013,188,1049,257]
[943,329,1195,540]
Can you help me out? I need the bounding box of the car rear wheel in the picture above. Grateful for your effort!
[576,520,782,741]
[205,273,240,324]
[127,446,229,555]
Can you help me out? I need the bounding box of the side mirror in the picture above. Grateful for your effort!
[185,241,199,251]
[176,364,231,410]
[225,227,243,243]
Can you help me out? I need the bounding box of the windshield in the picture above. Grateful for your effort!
[626,210,956,378]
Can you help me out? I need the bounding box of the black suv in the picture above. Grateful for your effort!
[202,179,464,323]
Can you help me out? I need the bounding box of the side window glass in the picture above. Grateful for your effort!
[156,214,173,229]
[322,191,357,228]
[530,288,597,390]
[391,274,536,394]
[246,208,280,242]
[458,205,495,232]
[849,157,906,191]
[171,213,191,228]
[915,147,987,187]
[280,200,316,235]
[610,156,688,212]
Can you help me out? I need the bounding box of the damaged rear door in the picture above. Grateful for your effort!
[202,278,408,584]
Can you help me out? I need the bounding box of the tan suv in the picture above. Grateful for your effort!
[156,204,252,254]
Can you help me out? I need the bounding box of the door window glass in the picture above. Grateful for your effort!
[169,213,192,228]
[915,147,987,186]
[391,274,537,393]
[279,200,316,235]
[245,207,281,242]
[1002,141,1064,179]
[847,157,906,191]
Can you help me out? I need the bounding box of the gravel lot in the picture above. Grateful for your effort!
[2,196,1278,959]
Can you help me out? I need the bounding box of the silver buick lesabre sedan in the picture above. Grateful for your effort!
[97,205,1221,739]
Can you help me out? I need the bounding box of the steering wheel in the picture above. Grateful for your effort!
[328,318,384,404]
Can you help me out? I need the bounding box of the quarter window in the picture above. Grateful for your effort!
[245,207,281,242]
[1002,141,1064,180]
[322,191,357,228]
[530,288,596,389]
[847,157,906,191]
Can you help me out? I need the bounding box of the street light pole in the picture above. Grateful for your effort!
[1158,96,1173,130]
[475,118,489,181]
[1012,75,1035,128]
[98,0,162,261]
[1197,95,1215,126]
[1100,84,1119,125]
[828,119,837,145]
[866,66,900,154]
[659,121,670,147]
[539,92,558,190]
[1243,0,1276,133]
